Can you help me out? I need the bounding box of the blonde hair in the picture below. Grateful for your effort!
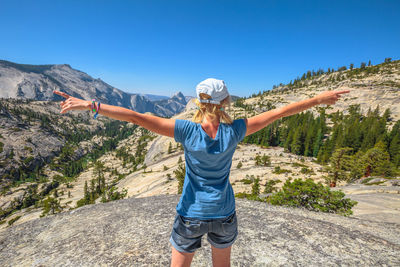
[192,93,233,124]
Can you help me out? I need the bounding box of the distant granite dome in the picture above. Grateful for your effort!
[0,195,399,266]
[171,91,187,104]
[0,60,188,117]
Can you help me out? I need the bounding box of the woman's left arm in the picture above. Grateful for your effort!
[244,90,350,136]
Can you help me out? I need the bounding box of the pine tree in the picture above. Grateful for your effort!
[84,181,89,201]
[360,141,393,177]
[101,175,106,191]
[389,134,400,167]
[173,163,186,194]
[168,142,172,154]
[290,127,304,155]
[382,108,391,122]
[303,125,314,157]
[90,179,95,202]
[41,197,61,216]
[252,178,260,195]
[326,147,353,187]
[284,128,294,152]
[313,129,323,157]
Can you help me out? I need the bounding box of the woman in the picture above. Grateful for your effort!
[54,78,349,267]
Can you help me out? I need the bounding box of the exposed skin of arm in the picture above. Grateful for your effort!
[244,90,350,136]
[53,91,175,137]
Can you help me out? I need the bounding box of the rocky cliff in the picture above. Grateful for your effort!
[0,195,399,266]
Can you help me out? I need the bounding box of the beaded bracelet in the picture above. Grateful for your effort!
[94,102,101,119]
[91,99,96,112]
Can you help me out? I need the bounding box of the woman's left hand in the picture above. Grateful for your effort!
[53,90,90,114]
[315,90,350,105]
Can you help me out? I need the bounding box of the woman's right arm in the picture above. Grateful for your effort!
[54,90,175,138]
[244,90,350,136]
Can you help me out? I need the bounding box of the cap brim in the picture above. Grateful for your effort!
[199,99,221,104]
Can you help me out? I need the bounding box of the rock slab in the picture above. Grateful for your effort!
[0,195,399,266]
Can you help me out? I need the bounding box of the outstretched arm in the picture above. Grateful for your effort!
[54,91,175,137]
[244,90,350,136]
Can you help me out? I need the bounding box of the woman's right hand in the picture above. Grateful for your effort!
[315,90,350,105]
[53,90,91,114]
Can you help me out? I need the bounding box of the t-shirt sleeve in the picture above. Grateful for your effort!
[232,119,247,143]
[174,119,193,144]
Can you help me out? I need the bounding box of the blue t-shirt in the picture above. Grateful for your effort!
[174,119,247,219]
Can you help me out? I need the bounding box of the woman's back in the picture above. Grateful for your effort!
[174,119,246,219]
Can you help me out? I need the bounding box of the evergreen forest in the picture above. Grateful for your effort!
[242,105,400,185]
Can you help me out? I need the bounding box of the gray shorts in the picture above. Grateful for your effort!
[169,211,238,253]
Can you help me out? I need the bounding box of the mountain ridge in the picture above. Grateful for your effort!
[0,59,188,117]
[241,59,400,120]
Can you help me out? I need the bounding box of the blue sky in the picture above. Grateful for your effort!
[1,0,399,97]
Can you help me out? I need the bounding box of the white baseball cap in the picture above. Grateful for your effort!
[196,78,229,104]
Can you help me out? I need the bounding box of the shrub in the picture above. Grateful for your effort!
[53,175,69,183]
[264,179,281,193]
[252,178,260,195]
[23,156,34,165]
[273,166,292,174]
[24,146,33,152]
[366,180,385,186]
[236,161,243,169]
[292,162,307,168]
[235,192,263,201]
[300,167,315,175]
[41,197,61,216]
[8,215,21,225]
[101,186,128,203]
[266,178,357,216]
[10,127,22,132]
[255,154,271,166]
[240,178,253,184]
[360,177,374,184]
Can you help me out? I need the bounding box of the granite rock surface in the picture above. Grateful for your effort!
[1,195,399,266]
